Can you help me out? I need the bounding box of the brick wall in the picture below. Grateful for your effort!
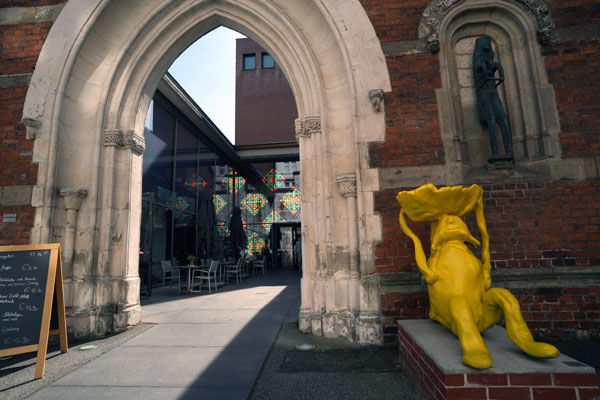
[369,53,444,168]
[362,0,600,341]
[543,40,600,158]
[0,3,62,245]
[235,38,298,145]
[0,22,51,74]
[360,0,428,42]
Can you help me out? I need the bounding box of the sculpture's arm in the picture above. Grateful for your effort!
[495,61,505,82]
[399,210,438,284]
[474,196,492,290]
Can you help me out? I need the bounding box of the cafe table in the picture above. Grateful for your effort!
[178,262,205,293]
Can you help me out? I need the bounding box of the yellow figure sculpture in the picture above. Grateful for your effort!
[397,184,559,369]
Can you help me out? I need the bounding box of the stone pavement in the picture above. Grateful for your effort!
[1,269,417,400]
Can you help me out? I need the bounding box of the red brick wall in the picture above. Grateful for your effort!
[360,0,428,42]
[0,207,34,245]
[369,53,444,168]
[361,0,600,341]
[0,4,60,245]
[0,22,51,74]
[235,38,298,145]
[543,40,600,158]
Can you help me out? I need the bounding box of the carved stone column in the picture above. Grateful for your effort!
[336,173,360,314]
[59,188,87,278]
[296,116,319,333]
[95,129,143,335]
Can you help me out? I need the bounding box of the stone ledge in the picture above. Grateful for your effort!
[380,265,600,294]
[397,319,599,400]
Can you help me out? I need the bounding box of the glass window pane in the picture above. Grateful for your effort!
[243,54,256,70]
[143,101,174,194]
[262,53,274,68]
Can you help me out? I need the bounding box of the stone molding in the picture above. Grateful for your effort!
[0,5,64,25]
[380,265,600,294]
[103,129,145,155]
[418,0,556,51]
[59,188,87,210]
[336,173,357,198]
[295,115,321,140]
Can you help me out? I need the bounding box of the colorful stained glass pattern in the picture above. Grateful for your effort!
[263,169,285,191]
[185,174,207,190]
[218,220,230,234]
[213,194,227,214]
[281,187,302,214]
[247,232,266,255]
[241,192,267,216]
[222,172,246,193]
[262,211,284,232]
[166,195,189,218]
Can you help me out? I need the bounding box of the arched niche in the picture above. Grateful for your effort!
[22,0,390,341]
[428,0,561,177]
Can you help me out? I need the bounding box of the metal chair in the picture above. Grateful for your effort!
[161,260,181,294]
[253,257,266,275]
[225,257,244,283]
[190,260,219,294]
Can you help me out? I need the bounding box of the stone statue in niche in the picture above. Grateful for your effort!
[473,36,513,163]
[397,184,559,369]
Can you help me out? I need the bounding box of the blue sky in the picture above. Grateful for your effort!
[168,27,245,144]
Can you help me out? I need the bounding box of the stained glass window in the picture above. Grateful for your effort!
[213,194,227,214]
[185,174,207,190]
[166,195,189,219]
[262,211,284,232]
[241,192,267,215]
[218,220,230,234]
[281,187,302,214]
[247,232,266,255]
[263,169,285,191]
[222,171,246,193]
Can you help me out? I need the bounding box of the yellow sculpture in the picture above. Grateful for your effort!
[397,184,559,369]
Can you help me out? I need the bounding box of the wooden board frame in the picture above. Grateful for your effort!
[0,243,68,379]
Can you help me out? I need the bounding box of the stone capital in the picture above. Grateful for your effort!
[336,173,357,198]
[59,188,87,210]
[104,129,145,155]
[295,115,321,140]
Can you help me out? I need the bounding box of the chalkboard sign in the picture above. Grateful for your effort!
[0,244,67,379]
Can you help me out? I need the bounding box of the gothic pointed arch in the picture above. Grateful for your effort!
[21,0,390,342]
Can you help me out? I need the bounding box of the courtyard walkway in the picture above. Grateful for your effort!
[2,268,418,400]
[21,270,302,400]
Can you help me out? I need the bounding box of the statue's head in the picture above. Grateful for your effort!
[473,36,494,63]
[431,214,480,251]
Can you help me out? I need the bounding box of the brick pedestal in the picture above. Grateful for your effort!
[398,320,600,400]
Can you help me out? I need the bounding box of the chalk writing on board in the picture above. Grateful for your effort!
[0,250,51,350]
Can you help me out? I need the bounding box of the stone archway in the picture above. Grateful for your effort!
[22,0,390,342]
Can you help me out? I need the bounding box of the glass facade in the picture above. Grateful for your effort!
[140,92,301,292]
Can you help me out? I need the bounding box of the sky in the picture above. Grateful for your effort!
[168,27,246,144]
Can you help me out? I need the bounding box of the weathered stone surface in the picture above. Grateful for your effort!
[0,5,64,25]
[1,185,32,206]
